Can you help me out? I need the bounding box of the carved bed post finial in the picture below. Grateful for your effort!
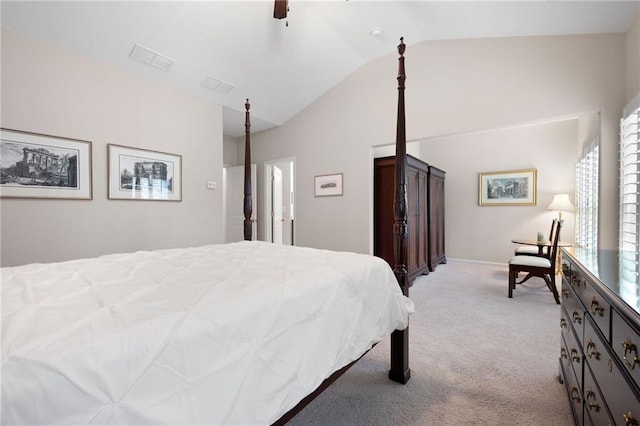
[389,36,410,385]
[244,99,253,241]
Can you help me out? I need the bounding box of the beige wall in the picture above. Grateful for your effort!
[419,119,577,263]
[249,33,626,262]
[0,29,225,267]
[223,134,240,166]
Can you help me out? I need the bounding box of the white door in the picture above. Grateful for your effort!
[225,164,257,242]
[272,165,283,244]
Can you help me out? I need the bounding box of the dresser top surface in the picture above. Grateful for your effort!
[563,248,640,315]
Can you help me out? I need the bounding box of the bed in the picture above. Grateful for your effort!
[1,39,413,425]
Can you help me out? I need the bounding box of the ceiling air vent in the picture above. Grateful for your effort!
[129,44,174,71]
[201,75,234,95]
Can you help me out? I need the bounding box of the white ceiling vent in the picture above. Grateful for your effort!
[201,75,234,95]
[129,44,174,71]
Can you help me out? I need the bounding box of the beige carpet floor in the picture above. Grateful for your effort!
[288,259,574,426]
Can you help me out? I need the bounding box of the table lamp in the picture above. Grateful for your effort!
[547,193,574,221]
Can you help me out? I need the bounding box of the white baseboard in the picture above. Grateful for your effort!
[446,257,507,267]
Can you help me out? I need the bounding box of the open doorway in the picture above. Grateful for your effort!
[264,157,295,245]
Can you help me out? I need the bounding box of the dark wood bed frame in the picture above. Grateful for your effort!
[243,38,411,425]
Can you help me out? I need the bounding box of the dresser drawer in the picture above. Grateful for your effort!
[598,357,640,426]
[584,315,607,375]
[583,364,614,426]
[598,310,640,425]
[562,282,585,342]
[612,310,640,385]
[562,277,580,312]
[561,306,573,351]
[560,344,583,426]
[566,265,589,302]
[563,307,584,387]
[582,280,611,341]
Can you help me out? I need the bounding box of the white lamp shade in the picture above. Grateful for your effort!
[547,193,574,212]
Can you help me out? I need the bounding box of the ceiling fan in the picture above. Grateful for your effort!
[273,0,288,20]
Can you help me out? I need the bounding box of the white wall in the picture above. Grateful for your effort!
[248,33,626,262]
[0,29,225,267]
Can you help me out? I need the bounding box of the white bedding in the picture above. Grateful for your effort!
[2,241,413,425]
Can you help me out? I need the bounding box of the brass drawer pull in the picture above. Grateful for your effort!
[624,411,639,426]
[585,389,600,412]
[586,340,600,360]
[570,387,581,402]
[570,348,581,363]
[622,338,639,370]
[560,318,568,329]
[572,311,582,324]
[560,347,567,359]
[562,289,570,299]
[570,275,584,288]
[562,263,569,274]
[590,298,605,316]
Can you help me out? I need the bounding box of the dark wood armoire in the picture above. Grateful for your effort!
[427,165,446,271]
[374,154,446,284]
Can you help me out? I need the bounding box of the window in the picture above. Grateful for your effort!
[575,139,599,249]
[620,103,639,294]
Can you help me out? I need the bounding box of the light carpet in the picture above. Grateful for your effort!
[288,259,573,426]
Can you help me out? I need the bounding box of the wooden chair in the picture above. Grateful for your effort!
[514,219,557,257]
[508,220,563,304]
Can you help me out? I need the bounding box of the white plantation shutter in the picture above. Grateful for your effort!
[575,139,599,249]
[620,102,639,291]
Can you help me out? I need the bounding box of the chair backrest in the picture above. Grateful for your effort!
[544,219,558,259]
[548,220,564,270]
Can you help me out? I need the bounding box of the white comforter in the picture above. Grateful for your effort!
[2,241,413,425]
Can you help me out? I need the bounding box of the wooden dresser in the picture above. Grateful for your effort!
[559,248,640,425]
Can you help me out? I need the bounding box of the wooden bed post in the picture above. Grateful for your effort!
[244,99,253,241]
[389,37,411,384]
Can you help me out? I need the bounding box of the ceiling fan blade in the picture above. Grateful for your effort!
[273,0,288,20]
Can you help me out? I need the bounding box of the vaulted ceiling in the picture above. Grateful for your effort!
[2,1,638,137]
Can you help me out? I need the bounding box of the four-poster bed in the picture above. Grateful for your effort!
[1,39,413,426]
[244,38,412,422]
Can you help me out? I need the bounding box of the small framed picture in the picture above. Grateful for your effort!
[478,168,537,206]
[315,173,343,197]
[0,128,93,200]
[108,144,182,201]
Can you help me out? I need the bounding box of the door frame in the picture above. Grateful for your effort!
[263,157,296,245]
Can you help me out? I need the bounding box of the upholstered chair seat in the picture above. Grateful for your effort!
[509,256,551,268]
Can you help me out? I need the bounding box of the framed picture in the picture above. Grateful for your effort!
[315,173,343,197]
[478,168,537,206]
[108,144,182,201]
[0,128,92,199]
